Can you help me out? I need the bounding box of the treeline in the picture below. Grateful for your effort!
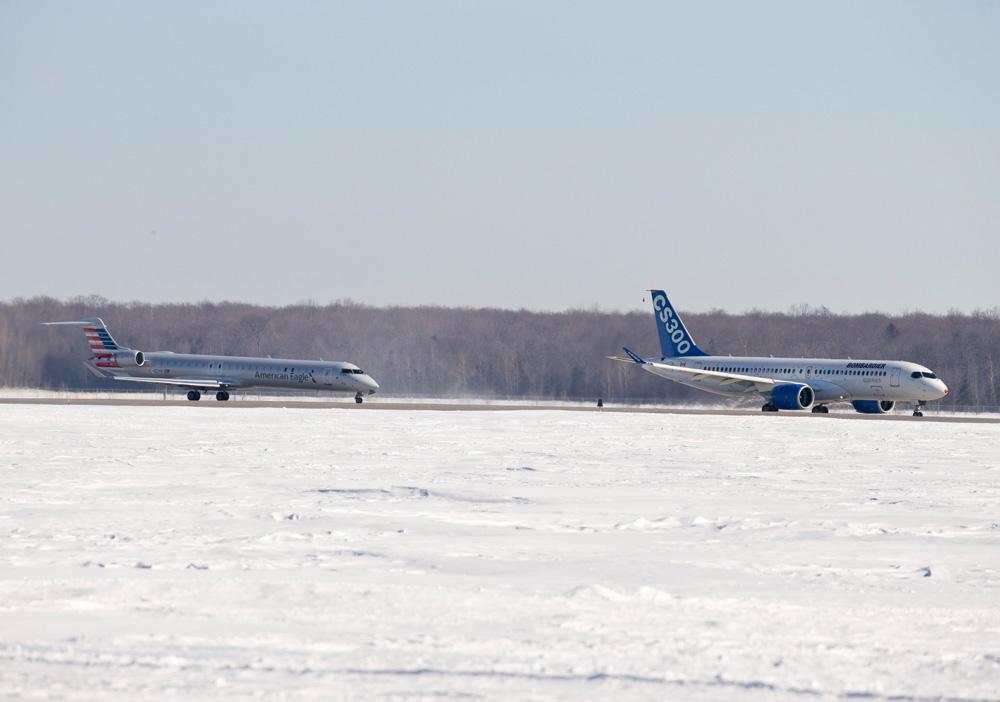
[2,296,999,407]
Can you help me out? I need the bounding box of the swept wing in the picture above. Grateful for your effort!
[111,375,230,389]
[608,351,779,394]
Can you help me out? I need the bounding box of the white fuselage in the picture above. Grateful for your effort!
[645,356,948,404]
[93,352,380,395]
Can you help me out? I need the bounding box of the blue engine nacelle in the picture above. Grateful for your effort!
[771,383,814,410]
[852,400,895,414]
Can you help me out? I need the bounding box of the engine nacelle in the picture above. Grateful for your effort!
[114,350,145,367]
[771,383,814,410]
[852,400,895,414]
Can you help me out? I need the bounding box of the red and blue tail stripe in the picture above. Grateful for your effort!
[41,317,125,370]
[81,318,121,367]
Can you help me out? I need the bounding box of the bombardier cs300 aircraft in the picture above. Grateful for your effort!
[612,290,948,416]
[44,318,379,403]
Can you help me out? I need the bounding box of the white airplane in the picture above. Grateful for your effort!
[612,290,948,416]
[43,318,379,403]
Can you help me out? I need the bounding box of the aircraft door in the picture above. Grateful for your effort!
[890,368,900,387]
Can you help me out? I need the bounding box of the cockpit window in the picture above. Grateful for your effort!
[341,368,366,374]
[911,371,921,379]
[922,372,937,379]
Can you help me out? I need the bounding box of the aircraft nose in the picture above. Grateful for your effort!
[363,376,379,392]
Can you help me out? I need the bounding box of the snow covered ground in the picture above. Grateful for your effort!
[0,386,724,410]
[1,405,998,701]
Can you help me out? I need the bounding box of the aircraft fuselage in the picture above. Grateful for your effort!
[87,351,380,395]
[646,356,947,404]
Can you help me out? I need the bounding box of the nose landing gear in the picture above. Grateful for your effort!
[913,400,926,417]
[355,393,364,404]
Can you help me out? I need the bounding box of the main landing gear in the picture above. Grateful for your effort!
[186,390,229,402]
[761,403,778,412]
[913,400,926,417]
[355,393,364,404]
[811,405,830,414]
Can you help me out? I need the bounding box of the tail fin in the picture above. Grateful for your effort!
[42,317,123,358]
[648,290,708,358]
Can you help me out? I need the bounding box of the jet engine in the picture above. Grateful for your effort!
[113,350,145,367]
[771,383,815,410]
[852,400,895,414]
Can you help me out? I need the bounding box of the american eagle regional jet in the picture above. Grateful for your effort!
[612,290,948,416]
[44,318,379,403]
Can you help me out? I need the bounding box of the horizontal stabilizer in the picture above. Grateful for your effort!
[44,317,122,352]
[621,347,645,364]
[42,320,100,326]
[607,355,637,364]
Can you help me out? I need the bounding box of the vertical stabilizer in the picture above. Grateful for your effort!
[42,317,124,365]
[648,290,709,358]
[79,318,121,354]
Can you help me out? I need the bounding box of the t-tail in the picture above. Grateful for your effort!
[41,317,138,372]
[649,289,709,359]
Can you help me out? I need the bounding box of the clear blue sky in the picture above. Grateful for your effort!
[1,1,997,313]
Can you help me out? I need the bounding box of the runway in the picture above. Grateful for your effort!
[0,396,995,423]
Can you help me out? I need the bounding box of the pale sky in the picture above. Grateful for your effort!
[1,1,998,314]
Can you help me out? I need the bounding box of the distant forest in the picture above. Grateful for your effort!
[2,296,999,408]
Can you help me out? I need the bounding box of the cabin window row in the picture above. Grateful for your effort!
[168,361,313,373]
[705,366,888,377]
[163,361,366,375]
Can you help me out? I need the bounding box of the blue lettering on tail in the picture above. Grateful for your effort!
[650,290,708,358]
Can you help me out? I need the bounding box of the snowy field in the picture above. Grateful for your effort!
[1,405,998,701]
[0,387,724,411]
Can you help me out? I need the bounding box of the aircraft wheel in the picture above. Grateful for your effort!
[913,410,923,417]
[812,405,829,414]
[761,403,778,412]
[187,390,201,402]
[355,393,364,404]
[216,391,230,401]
